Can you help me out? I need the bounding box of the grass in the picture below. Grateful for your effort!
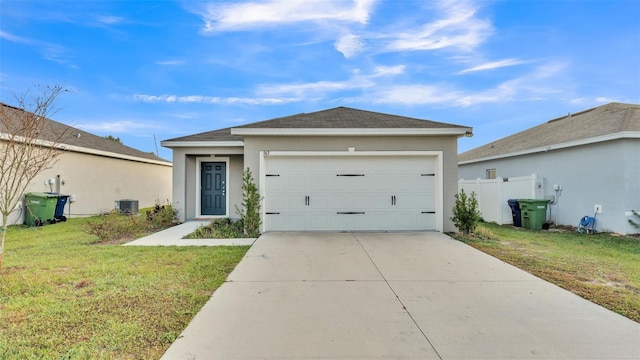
[452,223,640,323]
[0,216,249,359]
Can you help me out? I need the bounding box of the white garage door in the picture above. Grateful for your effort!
[263,155,437,231]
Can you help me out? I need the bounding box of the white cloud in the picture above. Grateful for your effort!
[196,0,376,32]
[381,0,493,52]
[0,30,31,44]
[132,94,302,105]
[595,97,619,103]
[458,58,529,74]
[335,33,364,58]
[96,15,125,25]
[0,30,73,66]
[77,120,160,133]
[156,59,186,66]
[370,65,405,77]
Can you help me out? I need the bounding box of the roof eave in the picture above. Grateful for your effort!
[231,128,473,136]
[160,140,245,148]
[459,131,640,165]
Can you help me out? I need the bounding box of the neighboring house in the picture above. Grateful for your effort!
[162,107,472,232]
[0,103,172,225]
[458,102,640,234]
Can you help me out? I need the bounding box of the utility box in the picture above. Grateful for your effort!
[24,192,59,226]
[519,199,550,230]
[115,199,139,215]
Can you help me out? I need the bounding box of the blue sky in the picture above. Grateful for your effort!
[1,0,639,160]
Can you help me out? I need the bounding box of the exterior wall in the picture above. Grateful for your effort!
[459,139,638,234]
[3,150,172,226]
[170,146,244,222]
[622,139,640,234]
[242,135,460,232]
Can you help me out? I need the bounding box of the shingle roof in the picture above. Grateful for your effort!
[164,106,470,143]
[163,127,242,142]
[458,102,640,163]
[236,106,468,129]
[1,103,170,164]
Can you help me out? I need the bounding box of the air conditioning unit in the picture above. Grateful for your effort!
[115,199,139,215]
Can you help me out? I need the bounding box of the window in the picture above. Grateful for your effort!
[486,168,496,179]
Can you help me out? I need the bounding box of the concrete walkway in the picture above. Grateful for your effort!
[124,221,256,246]
[161,232,640,359]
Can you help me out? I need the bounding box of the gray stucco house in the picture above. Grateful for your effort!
[458,102,640,234]
[162,107,472,232]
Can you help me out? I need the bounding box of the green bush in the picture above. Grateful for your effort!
[84,201,178,243]
[235,168,261,237]
[629,210,640,230]
[183,218,246,239]
[451,189,481,234]
[145,202,179,230]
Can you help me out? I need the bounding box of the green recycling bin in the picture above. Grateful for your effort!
[24,192,58,227]
[519,199,550,230]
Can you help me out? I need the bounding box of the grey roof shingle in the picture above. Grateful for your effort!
[458,102,640,162]
[235,106,468,129]
[163,127,242,142]
[1,103,170,163]
[164,106,469,143]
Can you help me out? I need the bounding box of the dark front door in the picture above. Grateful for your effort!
[201,162,226,215]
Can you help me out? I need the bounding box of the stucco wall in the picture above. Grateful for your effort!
[459,139,639,234]
[242,135,460,232]
[3,149,172,226]
[170,146,244,222]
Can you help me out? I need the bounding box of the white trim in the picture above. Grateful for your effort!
[196,157,230,218]
[161,140,244,148]
[459,131,640,165]
[259,150,444,232]
[232,128,471,136]
[1,132,172,166]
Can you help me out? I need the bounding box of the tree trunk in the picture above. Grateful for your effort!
[0,218,7,269]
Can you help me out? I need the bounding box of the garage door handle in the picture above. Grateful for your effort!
[337,212,365,215]
[305,196,310,206]
[422,211,436,214]
[391,195,396,205]
[266,212,280,215]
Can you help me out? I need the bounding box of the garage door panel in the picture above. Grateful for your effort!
[264,155,437,231]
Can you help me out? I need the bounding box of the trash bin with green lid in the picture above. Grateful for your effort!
[519,199,550,230]
[24,192,58,227]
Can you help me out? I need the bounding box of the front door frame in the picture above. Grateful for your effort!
[196,157,230,218]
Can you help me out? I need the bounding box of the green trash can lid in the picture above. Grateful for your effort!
[26,192,59,198]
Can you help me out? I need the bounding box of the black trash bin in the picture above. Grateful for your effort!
[507,199,522,227]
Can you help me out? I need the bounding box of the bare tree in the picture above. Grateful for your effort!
[0,85,69,268]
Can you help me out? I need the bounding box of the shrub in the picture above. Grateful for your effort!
[146,201,179,230]
[235,168,261,237]
[84,210,145,243]
[183,218,246,239]
[85,201,179,243]
[629,210,640,230]
[451,189,481,234]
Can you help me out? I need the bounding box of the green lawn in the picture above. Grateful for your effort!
[0,217,249,359]
[453,223,640,323]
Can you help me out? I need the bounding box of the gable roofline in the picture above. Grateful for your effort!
[459,130,640,165]
[162,106,472,147]
[458,102,640,163]
[230,127,471,136]
[1,103,171,166]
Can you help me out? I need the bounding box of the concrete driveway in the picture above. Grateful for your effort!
[162,232,640,359]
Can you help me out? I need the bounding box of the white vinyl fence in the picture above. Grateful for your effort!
[458,174,538,225]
